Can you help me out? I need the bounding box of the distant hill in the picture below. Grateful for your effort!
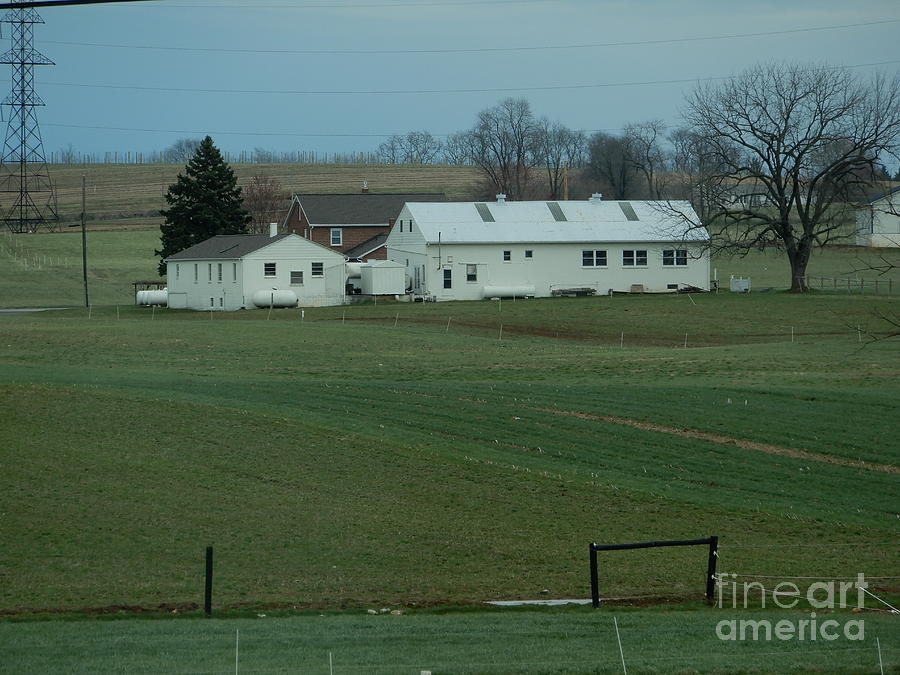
[48,163,485,232]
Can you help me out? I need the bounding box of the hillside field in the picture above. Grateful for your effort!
[1,282,898,671]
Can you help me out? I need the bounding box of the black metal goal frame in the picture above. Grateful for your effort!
[589,535,718,608]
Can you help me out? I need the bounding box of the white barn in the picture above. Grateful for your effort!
[165,232,347,310]
[386,195,709,301]
[857,186,900,248]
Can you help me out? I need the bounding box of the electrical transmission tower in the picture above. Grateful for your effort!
[0,0,57,233]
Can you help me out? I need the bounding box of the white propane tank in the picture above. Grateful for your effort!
[346,262,363,279]
[251,289,299,308]
[136,289,168,306]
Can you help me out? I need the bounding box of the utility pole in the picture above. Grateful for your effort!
[80,173,88,307]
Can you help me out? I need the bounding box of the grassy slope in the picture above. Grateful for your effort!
[0,295,897,614]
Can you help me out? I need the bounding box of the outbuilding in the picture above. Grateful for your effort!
[164,229,347,310]
[857,186,900,248]
[386,195,709,301]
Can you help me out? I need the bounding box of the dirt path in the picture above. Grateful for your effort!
[527,406,899,475]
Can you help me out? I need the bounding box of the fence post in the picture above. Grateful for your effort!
[706,536,719,602]
[590,543,600,608]
[204,546,213,616]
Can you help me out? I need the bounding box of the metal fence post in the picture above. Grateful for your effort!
[706,536,719,602]
[205,546,213,616]
[590,544,600,608]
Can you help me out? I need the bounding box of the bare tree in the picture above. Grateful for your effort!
[681,63,900,291]
[534,118,586,199]
[243,174,285,234]
[623,120,670,198]
[587,131,638,199]
[163,138,202,164]
[378,131,443,164]
[442,131,472,165]
[467,97,539,200]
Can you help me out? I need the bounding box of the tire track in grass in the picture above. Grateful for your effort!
[526,406,900,475]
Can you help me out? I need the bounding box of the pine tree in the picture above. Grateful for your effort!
[155,136,250,275]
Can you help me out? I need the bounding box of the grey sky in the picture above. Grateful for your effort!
[11,0,900,161]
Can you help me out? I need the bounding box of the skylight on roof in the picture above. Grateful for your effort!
[619,202,639,221]
[475,203,495,222]
[546,202,567,222]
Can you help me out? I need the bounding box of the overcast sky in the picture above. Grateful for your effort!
[9,0,900,162]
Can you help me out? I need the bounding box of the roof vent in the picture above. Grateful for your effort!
[269,222,278,237]
[590,193,603,203]
[496,193,506,204]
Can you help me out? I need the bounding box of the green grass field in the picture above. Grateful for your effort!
[1,238,898,672]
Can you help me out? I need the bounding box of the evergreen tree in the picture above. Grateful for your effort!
[155,136,250,275]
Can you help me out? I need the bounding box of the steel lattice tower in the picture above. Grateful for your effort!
[0,0,57,233]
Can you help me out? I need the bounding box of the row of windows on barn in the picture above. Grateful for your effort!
[488,248,689,266]
[175,261,325,286]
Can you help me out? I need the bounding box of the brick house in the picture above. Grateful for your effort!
[283,187,447,260]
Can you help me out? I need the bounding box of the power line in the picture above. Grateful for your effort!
[41,60,900,97]
[0,0,160,8]
[42,18,900,56]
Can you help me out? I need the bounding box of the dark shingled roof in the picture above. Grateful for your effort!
[344,233,388,259]
[295,193,447,225]
[166,234,291,261]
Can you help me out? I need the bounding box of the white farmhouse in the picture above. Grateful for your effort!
[165,230,347,310]
[386,195,709,300]
[857,186,900,248]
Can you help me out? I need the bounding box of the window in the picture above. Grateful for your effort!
[582,250,607,267]
[662,249,688,266]
[503,250,511,262]
[330,228,342,246]
[194,264,198,282]
[219,297,223,307]
[217,263,222,282]
[399,219,403,232]
[208,264,212,281]
[466,264,477,282]
[623,250,647,267]
[210,298,214,307]
[290,271,303,285]
[264,262,276,277]
[232,263,237,281]
[443,268,452,289]
[524,250,533,259]
[311,262,324,277]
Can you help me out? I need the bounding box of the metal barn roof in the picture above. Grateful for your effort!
[404,199,706,244]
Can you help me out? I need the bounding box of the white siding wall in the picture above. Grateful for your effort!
[386,206,428,293]
[167,259,244,310]
[422,242,709,301]
[242,237,347,307]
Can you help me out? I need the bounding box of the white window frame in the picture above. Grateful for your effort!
[290,270,304,285]
[623,250,647,267]
[582,249,607,267]
[311,262,324,278]
[662,249,689,266]
[466,264,477,282]
[330,228,342,246]
[502,250,511,262]
[264,262,277,277]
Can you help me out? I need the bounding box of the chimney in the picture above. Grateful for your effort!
[269,222,278,237]
[589,193,603,204]
[362,180,369,194]
[496,193,506,204]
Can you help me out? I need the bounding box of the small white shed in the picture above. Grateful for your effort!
[165,232,348,310]
[857,186,900,247]
[360,259,406,295]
